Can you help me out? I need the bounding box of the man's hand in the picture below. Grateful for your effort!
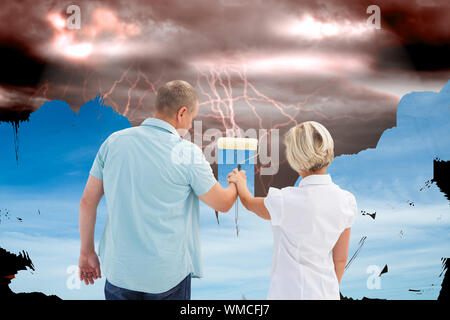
[78,251,101,285]
[227,168,247,187]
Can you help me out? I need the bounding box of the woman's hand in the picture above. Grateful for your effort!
[227,168,271,220]
[227,168,247,187]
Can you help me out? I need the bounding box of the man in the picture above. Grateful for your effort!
[78,80,237,300]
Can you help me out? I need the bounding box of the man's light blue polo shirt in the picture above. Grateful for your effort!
[89,118,217,293]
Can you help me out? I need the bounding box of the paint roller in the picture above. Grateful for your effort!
[216,137,258,236]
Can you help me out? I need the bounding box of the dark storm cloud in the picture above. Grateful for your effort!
[326,0,450,71]
[0,0,448,195]
[0,40,46,87]
[0,39,47,122]
[198,75,398,195]
[374,0,450,71]
[376,44,450,71]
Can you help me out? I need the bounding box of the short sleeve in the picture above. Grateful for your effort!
[187,143,217,197]
[264,187,284,226]
[89,138,110,180]
[345,192,358,229]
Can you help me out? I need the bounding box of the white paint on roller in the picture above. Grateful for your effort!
[217,137,258,151]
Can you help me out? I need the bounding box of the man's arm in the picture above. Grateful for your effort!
[333,228,351,283]
[78,175,104,285]
[198,182,237,213]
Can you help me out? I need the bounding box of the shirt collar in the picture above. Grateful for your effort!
[141,117,180,137]
[299,174,332,186]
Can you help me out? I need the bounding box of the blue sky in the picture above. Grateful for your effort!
[311,80,450,299]
[0,81,449,299]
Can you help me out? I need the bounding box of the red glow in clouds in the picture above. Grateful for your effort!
[46,8,140,61]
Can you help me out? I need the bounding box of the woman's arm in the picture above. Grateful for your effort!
[227,169,271,220]
[332,228,351,283]
[238,186,270,220]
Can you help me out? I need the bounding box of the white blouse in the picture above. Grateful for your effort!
[264,174,357,300]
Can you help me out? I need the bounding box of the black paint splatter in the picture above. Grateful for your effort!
[0,209,25,224]
[408,289,423,294]
[345,236,367,271]
[0,247,34,278]
[0,110,30,165]
[0,247,60,300]
[419,180,432,191]
[0,209,11,224]
[361,210,376,220]
[379,264,388,276]
[432,158,450,204]
[438,258,449,300]
[340,293,385,300]
[0,39,44,165]
[0,204,59,300]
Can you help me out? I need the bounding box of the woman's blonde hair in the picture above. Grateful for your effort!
[284,121,334,173]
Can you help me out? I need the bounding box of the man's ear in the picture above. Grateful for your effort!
[177,106,188,121]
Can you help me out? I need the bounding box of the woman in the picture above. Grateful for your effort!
[227,121,357,300]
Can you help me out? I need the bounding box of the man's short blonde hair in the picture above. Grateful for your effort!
[155,80,198,116]
[284,121,334,173]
